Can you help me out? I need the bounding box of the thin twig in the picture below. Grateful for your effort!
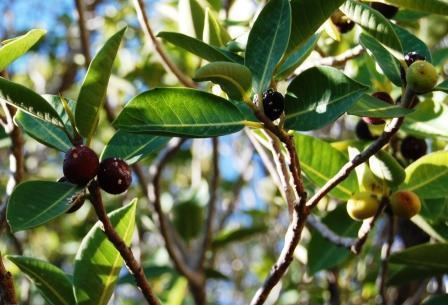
[133,0,197,88]
[197,138,219,270]
[327,269,341,305]
[148,138,203,287]
[88,181,160,305]
[0,253,18,305]
[378,212,395,305]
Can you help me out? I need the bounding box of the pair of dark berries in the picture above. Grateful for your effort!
[262,89,284,121]
[63,145,132,194]
[331,3,398,35]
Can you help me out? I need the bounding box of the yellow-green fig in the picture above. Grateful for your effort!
[390,190,421,218]
[406,61,438,93]
[347,192,381,221]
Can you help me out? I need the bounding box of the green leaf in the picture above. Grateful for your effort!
[101,130,170,165]
[75,27,126,139]
[113,88,245,138]
[275,33,320,79]
[369,150,405,187]
[212,225,268,249]
[158,32,243,63]
[380,0,448,15]
[203,8,230,46]
[348,94,413,118]
[286,0,345,58]
[0,78,64,127]
[193,61,252,100]
[7,181,83,232]
[421,198,448,224]
[341,0,402,51]
[308,206,359,274]
[285,66,367,131]
[402,99,448,139]
[391,24,432,62]
[74,200,137,305]
[7,256,76,305]
[245,0,291,92]
[14,95,77,152]
[178,0,205,39]
[0,29,46,71]
[401,151,448,199]
[389,243,448,269]
[359,33,402,86]
[294,133,359,200]
[434,79,448,93]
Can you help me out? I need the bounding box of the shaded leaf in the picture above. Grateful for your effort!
[381,0,448,15]
[286,0,345,58]
[392,24,432,62]
[402,99,448,139]
[101,130,170,165]
[14,95,77,152]
[369,150,405,187]
[113,88,245,138]
[158,32,243,63]
[359,33,402,86]
[245,0,291,92]
[294,133,359,200]
[348,94,413,118]
[401,151,448,199]
[275,33,320,79]
[7,256,75,305]
[308,206,359,274]
[389,243,448,268]
[74,200,137,305]
[7,181,83,232]
[285,66,367,131]
[212,225,268,249]
[75,27,126,139]
[0,29,46,70]
[341,0,402,51]
[0,77,64,127]
[194,61,252,99]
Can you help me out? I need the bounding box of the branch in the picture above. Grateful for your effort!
[197,138,219,270]
[88,181,160,305]
[307,215,355,248]
[0,253,17,305]
[74,0,91,64]
[133,0,197,88]
[147,138,203,287]
[249,87,417,304]
[317,45,364,67]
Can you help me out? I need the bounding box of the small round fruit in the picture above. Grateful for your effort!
[405,52,426,67]
[97,158,132,194]
[262,89,285,121]
[406,61,438,93]
[362,92,393,125]
[330,10,355,34]
[370,2,399,19]
[63,145,99,185]
[355,120,377,140]
[347,192,381,221]
[400,136,427,160]
[390,190,421,218]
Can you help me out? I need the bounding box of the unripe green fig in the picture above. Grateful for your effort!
[346,192,381,221]
[406,61,438,93]
[390,190,421,218]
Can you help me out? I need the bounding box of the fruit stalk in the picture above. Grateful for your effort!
[88,181,160,305]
